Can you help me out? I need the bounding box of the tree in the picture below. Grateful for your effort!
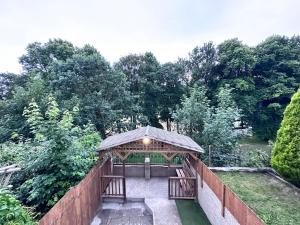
[174,85,240,166]
[217,39,256,128]
[0,73,49,143]
[174,85,209,139]
[49,45,134,137]
[252,35,300,140]
[202,87,240,165]
[0,73,27,100]
[114,52,161,127]
[18,97,100,212]
[19,39,75,73]
[187,42,218,85]
[272,89,300,186]
[156,62,186,130]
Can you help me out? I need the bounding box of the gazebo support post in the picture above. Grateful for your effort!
[167,160,171,176]
[122,160,125,177]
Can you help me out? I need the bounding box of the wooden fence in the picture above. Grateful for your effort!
[193,159,265,225]
[168,177,196,199]
[38,159,112,225]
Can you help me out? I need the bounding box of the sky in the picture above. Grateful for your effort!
[0,0,299,73]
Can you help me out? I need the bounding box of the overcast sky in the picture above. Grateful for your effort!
[0,0,299,73]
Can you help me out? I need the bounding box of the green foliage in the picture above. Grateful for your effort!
[17,97,100,212]
[174,85,240,165]
[174,85,209,137]
[202,87,240,165]
[217,39,256,127]
[272,89,300,186]
[238,137,272,167]
[252,35,300,140]
[0,73,49,143]
[49,46,134,137]
[186,36,300,140]
[0,188,36,225]
[19,39,75,73]
[2,36,299,144]
[0,141,37,167]
[115,52,162,128]
[156,62,186,130]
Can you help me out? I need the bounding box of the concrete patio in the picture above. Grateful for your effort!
[91,177,182,225]
[127,177,182,225]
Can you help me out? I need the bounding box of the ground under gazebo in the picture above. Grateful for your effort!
[92,125,204,225]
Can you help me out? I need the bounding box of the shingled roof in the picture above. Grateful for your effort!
[99,125,203,153]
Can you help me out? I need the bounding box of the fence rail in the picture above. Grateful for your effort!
[168,177,196,199]
[101,175,126,199]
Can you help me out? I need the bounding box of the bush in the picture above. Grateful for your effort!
[0,188,35,225]
[16,97,101,213]
[272,89,300,186]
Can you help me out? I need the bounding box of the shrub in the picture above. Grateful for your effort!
[0,188,35,225]
[272,89,300,186]
[17,97,101,213]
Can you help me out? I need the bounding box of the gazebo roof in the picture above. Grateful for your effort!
[99,125,204,153]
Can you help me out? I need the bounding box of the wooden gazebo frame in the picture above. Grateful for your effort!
[98,125,203,161]
[98,126,203,200]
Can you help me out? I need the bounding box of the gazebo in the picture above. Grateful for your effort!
[98,125,204,200]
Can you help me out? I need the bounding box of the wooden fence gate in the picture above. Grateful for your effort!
[168,177,196,199]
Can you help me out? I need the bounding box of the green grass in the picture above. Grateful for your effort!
[238,136,272,167]
[217,172,300,225]
[175,200,211,225]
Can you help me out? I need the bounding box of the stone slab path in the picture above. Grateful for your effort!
[91,178,182,225]
[91,202,152,225]
[126,178,182,225]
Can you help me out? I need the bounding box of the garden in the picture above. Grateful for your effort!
[217,172,300,225]
[0,36,299,224]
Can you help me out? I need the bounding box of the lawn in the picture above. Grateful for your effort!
[175,200,211,225]
[238,136,272,167]
[217,172,300,225]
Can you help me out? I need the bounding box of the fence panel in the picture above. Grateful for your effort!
[38,159,112,225]
[193,159,265,225]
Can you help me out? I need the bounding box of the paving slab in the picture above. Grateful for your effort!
[91,178,182,225]
[91,202,152,225]
[126,178,182,225]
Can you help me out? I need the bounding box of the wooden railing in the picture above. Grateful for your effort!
[101,175,126,199]
[168,177,196,199]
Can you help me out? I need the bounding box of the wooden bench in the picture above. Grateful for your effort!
[176,160,195,194]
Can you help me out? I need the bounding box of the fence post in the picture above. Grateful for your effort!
[208,145,212,167]
[123,177,126,200]
[168,178,170,199]
[201,162,204,188]
[222,184,226,217]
